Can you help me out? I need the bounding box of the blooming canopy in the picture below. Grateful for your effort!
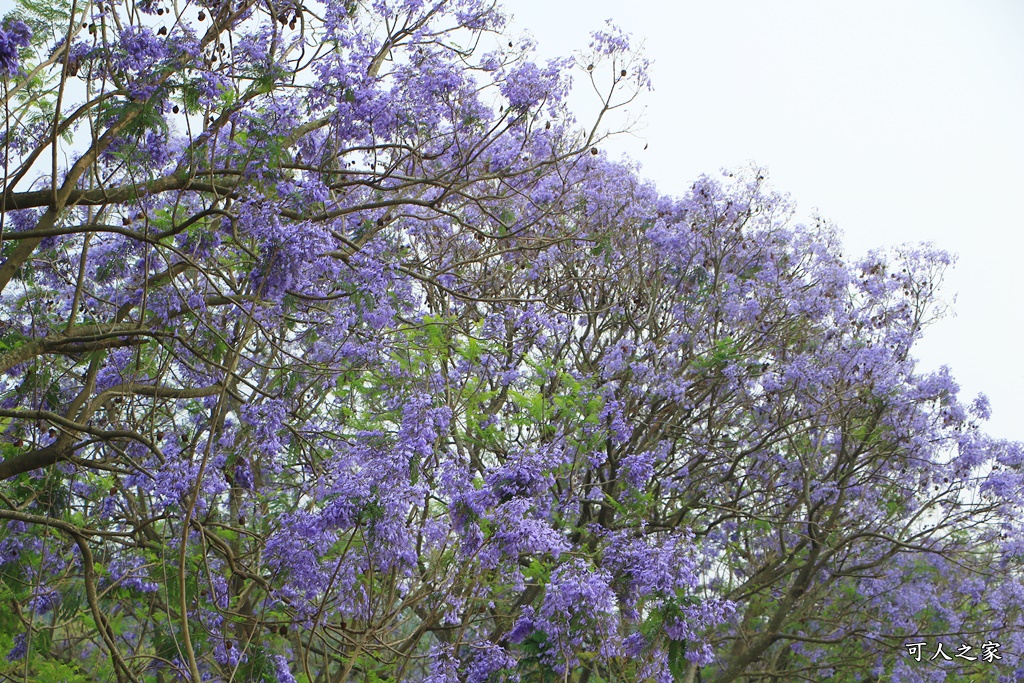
[0,1,1022,682]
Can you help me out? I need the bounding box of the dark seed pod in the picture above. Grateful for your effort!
[590,147,598,155]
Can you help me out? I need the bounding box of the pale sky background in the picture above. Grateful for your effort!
[509,0,1024,442]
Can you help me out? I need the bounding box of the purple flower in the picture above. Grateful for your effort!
[466,643,518,683]
[533,559,620,670]
[117,26,168,72]
[500,59,570,111]
[507,606,536,644]
[424,644,460,683]
[6,633,26,661]
[28,588,60,615]
[272,655,297,683]
[589,20,631,55]
[107,554,159,593]
[0,19,31,76]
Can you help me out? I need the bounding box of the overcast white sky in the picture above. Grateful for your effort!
[509,0,1024,441]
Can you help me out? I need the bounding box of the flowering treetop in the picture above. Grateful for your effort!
[0,1,1021,682]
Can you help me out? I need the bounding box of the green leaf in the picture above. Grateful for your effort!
[668,638,689,678]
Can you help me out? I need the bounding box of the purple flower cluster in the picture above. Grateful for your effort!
[6,633,26,661]
[0,19,30,77]
[106,554,159,593]
[532,559,620,671]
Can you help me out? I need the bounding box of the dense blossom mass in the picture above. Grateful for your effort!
[0,0,1022,682]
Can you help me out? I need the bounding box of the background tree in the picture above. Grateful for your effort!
[1,1,1023,682]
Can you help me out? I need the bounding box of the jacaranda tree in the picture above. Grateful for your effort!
[1,1,1022,682]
